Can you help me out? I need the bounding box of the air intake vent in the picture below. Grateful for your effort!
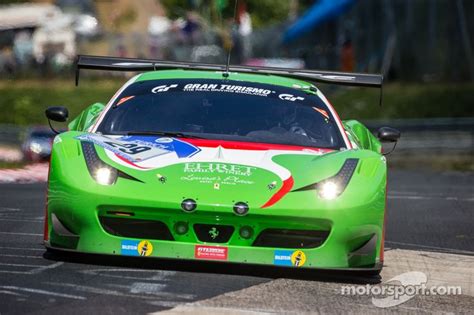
[253,229,329,249]
[99,217,174,240]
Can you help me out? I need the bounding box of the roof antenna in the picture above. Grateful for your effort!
[223,0,239,78]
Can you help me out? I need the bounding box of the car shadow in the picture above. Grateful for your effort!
[43,249,381,285]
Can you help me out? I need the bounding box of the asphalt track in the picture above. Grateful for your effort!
[0,169,472,314]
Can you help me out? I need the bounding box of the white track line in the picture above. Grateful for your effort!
[0,289,28,297]
[0,262,61,275]
[0,271,34,274]
[0,286,86,300]
[0,254,43,259]
[388,195,474,202]
[0,263,45,268]
[0,246,43,251]
[29,262,63,274]
[0,207,21,212]
[386,241,474,255]
[0,232,42,236]
[48,282,195,300]
[81,268,177,281]
[0,218,42,223]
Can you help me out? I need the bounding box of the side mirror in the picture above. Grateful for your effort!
[45,106,69,122]
[45,106,69,134]
[377,127,401,143]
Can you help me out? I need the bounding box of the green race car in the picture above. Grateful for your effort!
[44,56,400,273]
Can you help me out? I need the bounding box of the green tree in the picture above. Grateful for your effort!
[160,0,295,28]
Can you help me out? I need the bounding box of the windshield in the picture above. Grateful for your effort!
[97,79,345,149]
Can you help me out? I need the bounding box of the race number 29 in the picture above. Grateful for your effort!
[104,141,151,155]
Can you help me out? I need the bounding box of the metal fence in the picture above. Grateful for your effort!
[251,0,474,82]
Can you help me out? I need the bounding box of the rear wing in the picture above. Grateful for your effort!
[76,55,384,104]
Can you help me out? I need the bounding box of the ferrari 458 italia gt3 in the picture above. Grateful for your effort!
[44,55,400,274]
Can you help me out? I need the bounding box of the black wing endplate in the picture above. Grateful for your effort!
[76,55,383,90]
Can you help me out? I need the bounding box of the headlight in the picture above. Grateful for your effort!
[294,158,359,200]
[317,159,358,199]
[80,140,145,185]
[94,167,117,185]
[30,142,43,154]
[318,181,340,200]
[81,141,118,185]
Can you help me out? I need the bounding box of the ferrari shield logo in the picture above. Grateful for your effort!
[209,227,219,240]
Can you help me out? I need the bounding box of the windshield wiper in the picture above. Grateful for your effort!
[125,131,205,139]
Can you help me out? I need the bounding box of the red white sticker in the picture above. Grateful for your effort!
[195,245,228,260]
[312,107,329,119]
[116,95,135,106]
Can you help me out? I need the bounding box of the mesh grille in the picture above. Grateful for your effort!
[253,229,329,249]
[99,217,174,241]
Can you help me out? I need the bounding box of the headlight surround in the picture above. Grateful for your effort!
[317,159,358,199]
[81,141,118,185]
[294,158,359,200]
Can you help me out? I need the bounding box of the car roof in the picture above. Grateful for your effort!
[136,70,316,91]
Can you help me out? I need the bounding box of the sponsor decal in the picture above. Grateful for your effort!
[121,240,139,256]
[279,93,305,102]
[274,249,306,267]
[195,245,228,260]
[121,240,153,256]
[156,137,201,157]
[138,240,153,256]
[151,84,178,93]
[267,181,277,190]
[180,174,254,186]
[291,250,306,267]
[183,83,272,97]
[312,107,329,120]
[76,134,200,163]
[116,95,135,106]
[274,250,293,266]
[184,162,255,177]
[156,173,167,183]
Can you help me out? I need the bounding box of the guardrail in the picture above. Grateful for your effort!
[0,124,25,146]
[364,118,474,153]
[364,117,474,132]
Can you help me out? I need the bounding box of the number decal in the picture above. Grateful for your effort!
[104,141,151,155]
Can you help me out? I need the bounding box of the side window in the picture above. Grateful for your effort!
[69,103,105,131]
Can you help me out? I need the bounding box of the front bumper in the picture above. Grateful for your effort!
[45,185,384,271]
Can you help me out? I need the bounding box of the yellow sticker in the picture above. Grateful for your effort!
[137,240,153,256]
[291,250,306,267]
